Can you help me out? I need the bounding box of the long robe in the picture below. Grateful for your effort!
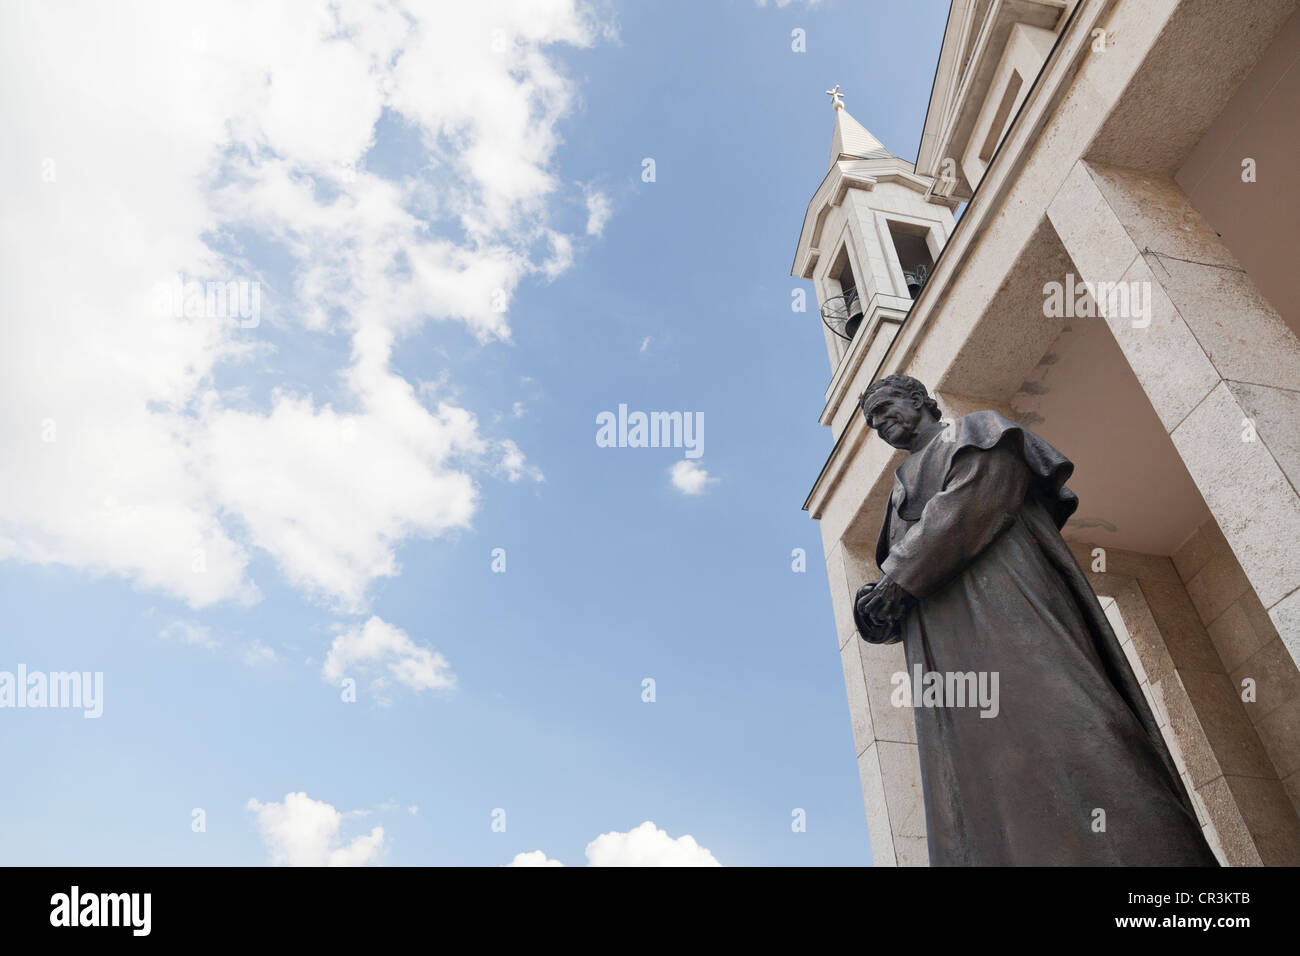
[860,411,1217,866]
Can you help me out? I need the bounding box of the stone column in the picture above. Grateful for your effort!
[822,528,928,866]
[1047,160,1300,668]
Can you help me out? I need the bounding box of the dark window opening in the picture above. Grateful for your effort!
[830,246,864,340]
[888,221,935,299]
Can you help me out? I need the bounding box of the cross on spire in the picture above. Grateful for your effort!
[825,85,845,110]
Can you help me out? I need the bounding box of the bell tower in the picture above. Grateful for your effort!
[792,89,958,434]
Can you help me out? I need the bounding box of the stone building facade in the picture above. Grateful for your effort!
[795,0,1300,865]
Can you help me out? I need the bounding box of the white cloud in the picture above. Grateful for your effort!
[159,619,219,649]
[199,392,483,611]
[584,188,612,237]
[323,615,455,697]
[639,336,651,353]
[669,460,717,496]
[0,0,597,611]
[586,821,721,866]
[246,792,384,867]
[498,439,545,483]
[241,640,279,667]
[507,850,565,867]
[510,821,721,867]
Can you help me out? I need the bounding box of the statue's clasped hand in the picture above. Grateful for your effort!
[853,574,912,644]
[860,574,909,625]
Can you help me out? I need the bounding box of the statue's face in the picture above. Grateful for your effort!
[862,388,928,449]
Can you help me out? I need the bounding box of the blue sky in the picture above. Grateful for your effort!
[0,0,948,866]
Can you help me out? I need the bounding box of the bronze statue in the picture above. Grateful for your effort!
[855,374,1217,866]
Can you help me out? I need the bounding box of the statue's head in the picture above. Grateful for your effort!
[859,375,941,449]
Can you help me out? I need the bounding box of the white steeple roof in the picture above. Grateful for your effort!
[828,102,893,169]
